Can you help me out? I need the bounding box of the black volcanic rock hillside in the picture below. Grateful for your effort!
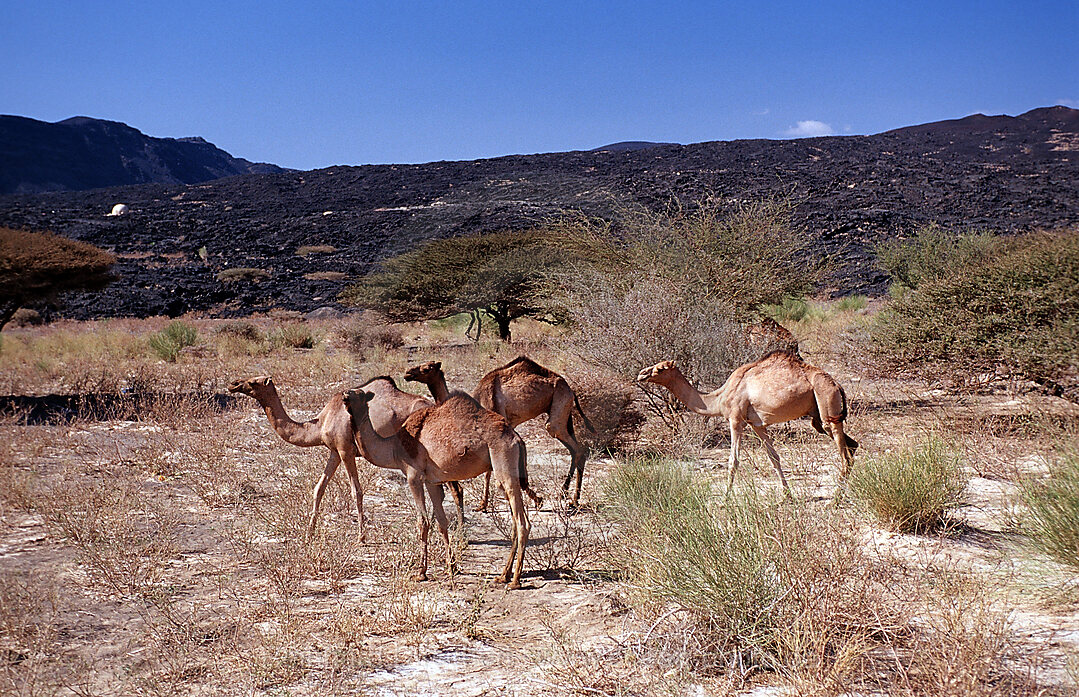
[0,115,287,194]
[0,106,1076,320]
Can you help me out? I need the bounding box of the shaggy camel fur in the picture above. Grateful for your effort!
[344,389,539,588]
[637,351,858,494]
[470,357,595,509]
[746,318,800,356]
[228,376,464,542]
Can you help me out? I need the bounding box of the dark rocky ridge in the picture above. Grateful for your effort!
[0,115,287,194]
[0,106,1076,320]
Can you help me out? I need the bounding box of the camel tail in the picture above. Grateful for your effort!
[572,393,596,433]
[517,439,543,508]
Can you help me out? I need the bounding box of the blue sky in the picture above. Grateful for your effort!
[3,1,1077,170]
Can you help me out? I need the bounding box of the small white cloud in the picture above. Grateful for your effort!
[783,120,835,137]
[1057,98,1079,108]
[754,108,770,116]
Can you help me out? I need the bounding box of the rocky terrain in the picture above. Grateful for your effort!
[0,115,287,195]
[0,106,1076,320]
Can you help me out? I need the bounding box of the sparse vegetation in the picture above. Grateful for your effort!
[217,267,269,282]
[268,323,317,349]
[848,435,968,532]
[296,244,336,256]
[1021,446,1079,567]
[148,320,199,362]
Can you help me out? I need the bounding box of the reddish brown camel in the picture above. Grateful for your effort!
[637,351,858,494]
[228,376,464,542]
[344,388,539,588]
[468,357,595,509]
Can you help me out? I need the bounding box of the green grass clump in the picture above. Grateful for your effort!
[848,436,967,533]
[603,457,885,678]
[148,321,199,362]
[1021,448,1079,568]
[833,294,868,312]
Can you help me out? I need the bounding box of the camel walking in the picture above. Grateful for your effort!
[637,351,858,494]
[344,388,540,588]
[471,357,595,509]
[228,376,464,542]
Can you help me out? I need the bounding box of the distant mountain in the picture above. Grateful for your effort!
[0,115,288,194]
[0,106,1076,320]
[591,141,679,152]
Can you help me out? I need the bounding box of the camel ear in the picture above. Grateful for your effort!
[432,361,441,371]
[658,361,676,371]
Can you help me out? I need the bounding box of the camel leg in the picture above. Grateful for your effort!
[340,449,366,542]
[727,419,745,489]
[406,473,430,581]
[496,479,530,589]
[750,424,792,498]
[308,450,341,540]
[832,421,854,479]
[426,482,456,578]
[549,395,589,506]
[447,481,466,528]
[476,472,492,512]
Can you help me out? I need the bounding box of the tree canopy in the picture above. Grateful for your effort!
[341,230,563,341]
[0,227,116,330]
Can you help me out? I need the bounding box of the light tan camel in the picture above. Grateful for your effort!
[469,357,595,509]
[344,388,540,588]
[636,351,858,494]
[228,376,464,542]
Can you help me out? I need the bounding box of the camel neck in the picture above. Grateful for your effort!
[424,375,452,404]
[257,388,322,446]
[351,409,402,469]
[659,370,727,417]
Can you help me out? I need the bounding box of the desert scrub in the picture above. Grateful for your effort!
[1020,447,1079,567]
[603,456,894,682]
[873,227,1079,397]
[148,321,199,362]
[848,435,967,533]
[268,324,317,350]
[217,267,269,282]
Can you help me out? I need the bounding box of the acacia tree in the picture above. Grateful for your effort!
[341,230,563,341]
[0,227,116,331]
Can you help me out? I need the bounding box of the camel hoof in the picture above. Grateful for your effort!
[495,574,509,584]
[412,572,428,582]
[474,504,489,513]
[507,580,522,590]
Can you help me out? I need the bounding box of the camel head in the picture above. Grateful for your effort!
[228,375,276,399]
[343,389,375,429]
[637,361,678,385]
[403,361,442,385]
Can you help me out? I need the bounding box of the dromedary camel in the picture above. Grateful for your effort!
[344,388,540,588]
[228,376,464,542]
[636,351,858,494]
[465,357,595,509]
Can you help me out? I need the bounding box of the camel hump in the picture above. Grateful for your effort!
[360,375,398,389]
[499,355,559,378]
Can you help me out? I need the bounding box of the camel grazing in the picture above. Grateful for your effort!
[344,389,540,588]
[636,351,858,494]
[228,376,464,542]
[468,357,595,509]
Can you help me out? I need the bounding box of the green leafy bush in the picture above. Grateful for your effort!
[1020,447,1079,567]
[876,224,999,291]
[848,436,967,533]
[148,321,199,362]
[873,229,1079,396]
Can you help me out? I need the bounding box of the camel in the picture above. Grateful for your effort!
[746,318,800,356]
[467,357,595,509]
[636,351,858,494]
[344,388,540,588]
[228,375,464,543]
